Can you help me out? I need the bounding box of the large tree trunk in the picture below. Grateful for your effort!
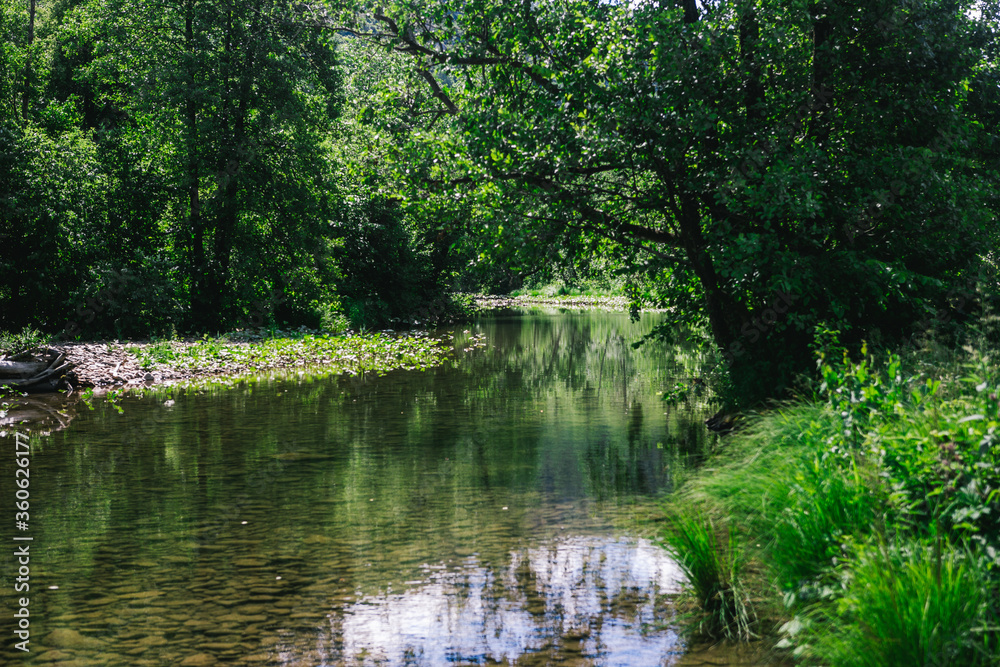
[677,195,748,352]
[200,0,255,327]
[185,0,212,327]
[810,1,834,145]
[740,7,764,125]
[21,0,36,123]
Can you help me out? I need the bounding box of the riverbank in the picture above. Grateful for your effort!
[37,329,472,391]
[4,293,642,392]
[663,331,1000,664]
[1,329,481,433]
[472,293,670,312]
[474,294,633,311]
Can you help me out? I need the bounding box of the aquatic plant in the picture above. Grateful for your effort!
[128,331,451,377]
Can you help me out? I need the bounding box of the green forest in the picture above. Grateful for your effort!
[2,0,998,404]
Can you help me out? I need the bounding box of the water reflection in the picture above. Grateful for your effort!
[331,537,682,666]
[0,309,716,666]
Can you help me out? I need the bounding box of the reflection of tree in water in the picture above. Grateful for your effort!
[26,310,709,568]
[321,536,684,666]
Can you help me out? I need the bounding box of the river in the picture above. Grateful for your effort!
[1,308,779,666]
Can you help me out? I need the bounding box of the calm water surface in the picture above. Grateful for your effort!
[1,310,739,666]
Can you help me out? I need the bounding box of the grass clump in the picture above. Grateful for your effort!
[661,510,757,641]
[803,541,995,666]
[769,454,882,601]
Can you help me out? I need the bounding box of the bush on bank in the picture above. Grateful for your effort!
[664,324,1000,663]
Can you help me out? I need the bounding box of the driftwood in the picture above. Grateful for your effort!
[0,360,48,377]
[0,347,76,392]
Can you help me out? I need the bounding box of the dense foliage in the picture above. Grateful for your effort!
[670,320,1000,661]
[336,0,1000,404]
[1,0,998,404]
[0,0,459,337]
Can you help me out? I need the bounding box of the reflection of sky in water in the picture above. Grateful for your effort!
[324,536,684,666]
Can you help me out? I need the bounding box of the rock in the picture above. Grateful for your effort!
[135,635,169,647]
[46,628,105,649]
[235,604,268,615]
[216,613,268,624]
[85,597,119,607]
[120,590,163,600]
[33,649,73,662]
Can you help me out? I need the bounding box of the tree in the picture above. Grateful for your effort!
[335,0,999,404]
[61,0,345,329]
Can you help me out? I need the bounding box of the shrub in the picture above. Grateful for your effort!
[0,327,50,356]
[63,257,184,339]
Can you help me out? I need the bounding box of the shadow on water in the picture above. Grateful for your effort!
[0,309,782,665]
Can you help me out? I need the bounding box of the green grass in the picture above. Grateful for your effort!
[803,541,995,667]
[665,323,1000,660]
[768,453,882,599]
[661,509,757,641]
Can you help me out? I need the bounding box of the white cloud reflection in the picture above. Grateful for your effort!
[319,536,685,665]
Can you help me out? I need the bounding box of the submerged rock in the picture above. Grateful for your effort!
[46,627,105,649]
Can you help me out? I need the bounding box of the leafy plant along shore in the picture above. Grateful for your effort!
[663,322,1000,664]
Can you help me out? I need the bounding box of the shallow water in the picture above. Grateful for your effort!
[0,309,745,666]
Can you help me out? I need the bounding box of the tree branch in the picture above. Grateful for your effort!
[416,69,457,114]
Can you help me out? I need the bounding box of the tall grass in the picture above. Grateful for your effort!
[805,541,995,667]
[679,404,882,598]
[660,319,1000,661]
[769,454,882,598]
[682,404,835,534]
[661,510,756,641]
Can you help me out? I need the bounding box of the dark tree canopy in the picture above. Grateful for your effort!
[334,0,999,402]
[0,0,997,404]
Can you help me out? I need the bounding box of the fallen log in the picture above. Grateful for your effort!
[0,347,76,392]
[0,393,78,433]
[0,360,48,377]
